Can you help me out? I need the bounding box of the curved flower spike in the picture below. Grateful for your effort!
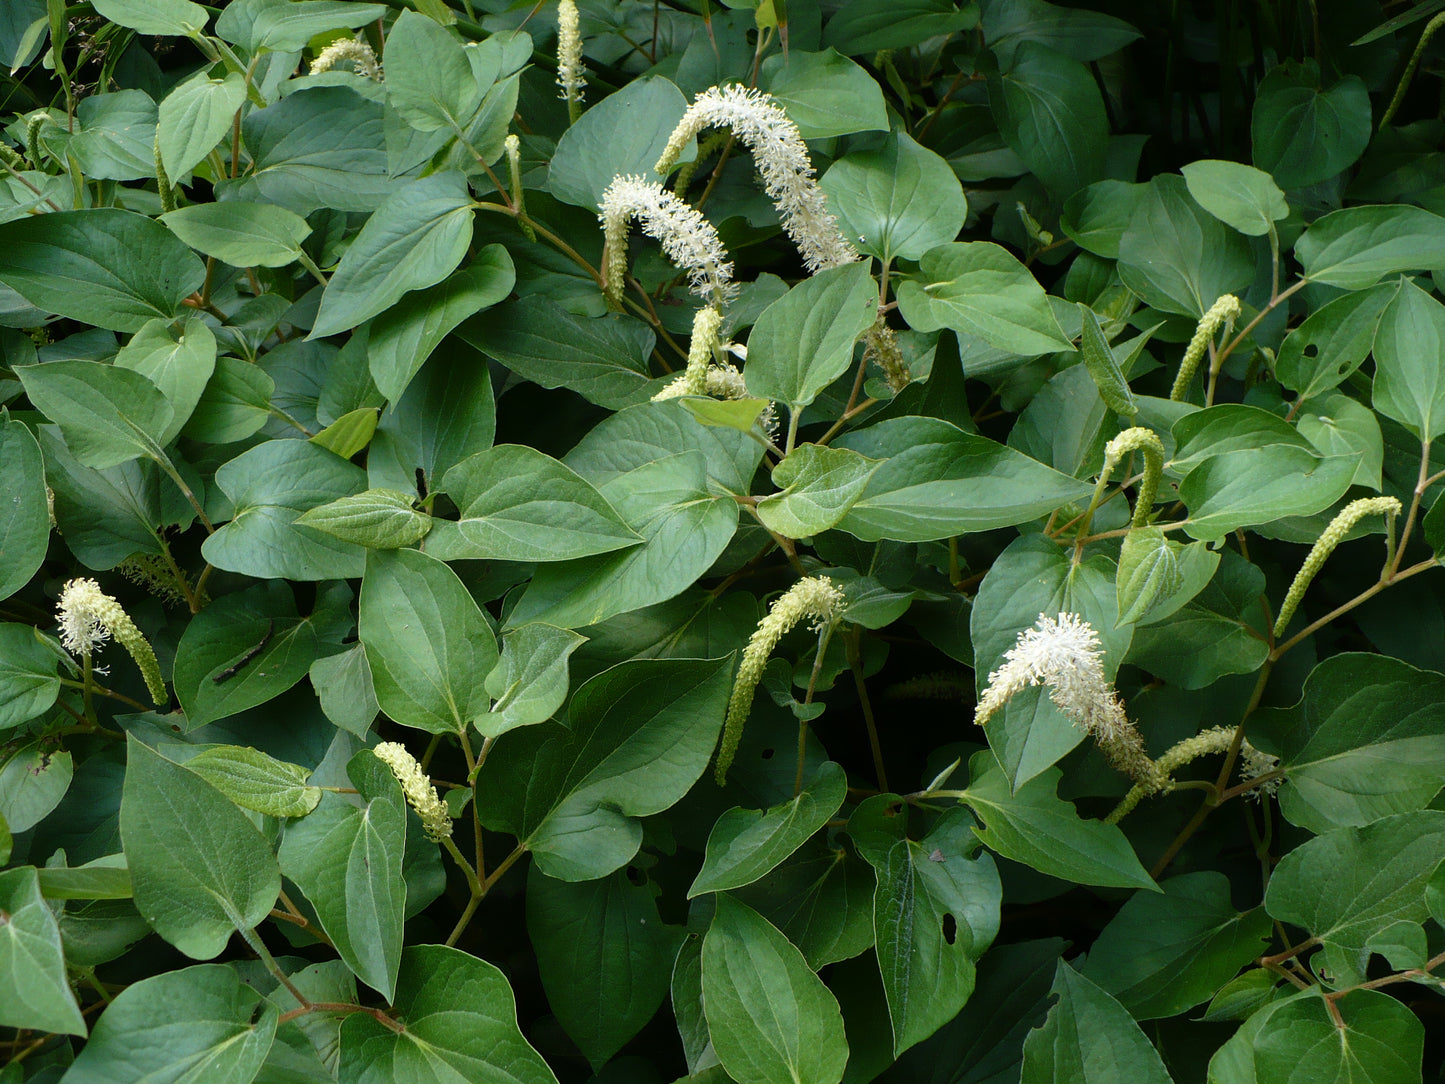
[56,578,167,706]
[1273,496,1402,636]
[599,175,735,310]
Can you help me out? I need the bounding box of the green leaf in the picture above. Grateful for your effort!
[548,76,690,210]
[1117,174,1254,317]
[36,860,132,901]
[834,418,1092,543]
[1264,811,1445,986]
[157,72,247,180]
[1116,527,1184,626]
[1275,281,1395,400]
[476,657,730,880]
[757,444,879,539]
[959,751,1157,890]
[895,241,1072,355]
[1251,63,1370,189]
[64,964,280,1083]
[162,201,311,269]
[279,750,406,1000]
[1082,872,1271,1019]
[310,643,380,737]
[91,0,207,35]
[733,839,877,971]
[1077,303,1137,417]
[1297,392,1384,489]
[1060,179,1146,259]
[384,11,487,133]
[46,91,157,182]
[0,865,86,1035]
[1250,653,1445,833]
[0,744,70,832]
[0,420,48,602]
[0,209,205,331]
[367,246,514,402]
[849,799,1002,1056]
[690,761,848,897]
[0,624,59,730]
[216,0,385,52]
[185,745,321,819]
[359,547,498,735]
[1295,204,1445,290]
[822,129,966,263]
[439,444,643,563]
[563,399,763,495]
[203,439,368,581]
[310,172,475,339]
[337,944,559,1084]
[183,354,275,444]
[119,737,281,959]
[982,0,1141,64]
[760,48,889,140]
[17,360,172,470]
[1020,961,1172,1084]
[1169,404,1316,471]
[295,488,432,549]
[527,864,683,1070]
[702,895,848,1084]
[481,622,587,738]
[1372,276,1445,440]
[991,42,1108,199]
[1179,446,1356,542]
[1180,159,1288,237]
[824,0,976,55]
[114,315,216,445]
[744,261,878,410]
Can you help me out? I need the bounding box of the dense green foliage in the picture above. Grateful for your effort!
[4,0,1445,1080]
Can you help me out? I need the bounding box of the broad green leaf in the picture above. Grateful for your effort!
[1116,527,1184,626]
[1274,282,1396,399]
[0,744,70,832]
[481,623,587,738]
[1295,204,1445,290]
[992,42,1108,199]
[824,0,975,53]
[45,91,156,182]
[982,0,1140,64]
[440,444,642,563]
[1251,63,1370,189]
[337,945,559,1084]
[757,444,879,538]
[1179,447,1356,542]
[0,865,85,1035]
[1020,962,1172,1084]
[279,750,406,1000]
[35,860,132,902]
[162,201,311,269]
[215,0,385,52]
[310,172,475,338]
[309,406,378,458]
[850,799,1002,1056]
[157,72,247,180]
[205,440,368,580]
[1170,404,1316,472]
[1180,159,1288,237]
[114,316,216,444]
[527,864,684,1070]
[366,345,495,494]
[733,839,877,970]
[822,129,966,262]
[476,657,730,880]
[760,48,889,140]
[672,935,716,1075]
[64,964,280,1083]
[1297,392,1384,489]
[310,643,380,737]
[367,246,514,401]
[0,624,59,730]
[0,420,48,601]
[744,261,878,409]
[17,361,172,470]
[0,0,45,70]
[0,208,205,331]
[681,396,770,433]
[1117,174,1254,317]
[1060,179,1146,259]
[1082,872,1271,1019]
[186,745,321,819]
[895,241,1071,355]
[359,547,497,735]
[384,11,487,133]
[295,488,432,549]
[1372,276,1445,440]
[690,761,848,897]
[182,355,275,444]
[119,737,281,959]
[548,76,690,209]
[1250,653,1445,833]
[91,0,206,34]
[1208,988,1423,1084]
[959,752,1157,891]
[834,418,1092,543]
[702,896,848,1084]
[1264,811,1445,985]
[1077,303,1136,416]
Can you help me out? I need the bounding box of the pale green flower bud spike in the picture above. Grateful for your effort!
[26,115,44,168]
[373,742,453,843]
[1170,294,1241,401]
[1101,427,1164,529]
[154,131,175,214]
[504,134,536,242]
[716,576,845,785]
[1106,726,1240,824]
[56,578,167,706]
[1273,496,1402,637]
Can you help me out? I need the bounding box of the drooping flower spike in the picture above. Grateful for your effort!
[56,577,167,706]
[599,175,735,310]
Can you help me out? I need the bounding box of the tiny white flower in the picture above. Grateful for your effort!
[373,742,453,842]
[310,37,383,80]
[599,175,735,309]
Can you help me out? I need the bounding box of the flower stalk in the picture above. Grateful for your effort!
[56,578,167,707]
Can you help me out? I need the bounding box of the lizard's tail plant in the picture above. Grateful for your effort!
[56,577,167,707]
[653,305,724,399]
[1170,294,1241,401]
[372,742,453,843]
[309,36,383,80]
[1082,426,1164,534]
[863,319,911,394]
[715,576,845,784]
[655,84,859,274]
[555,0,585,124]
[598,174,735,311]
[1273,496,1403,637]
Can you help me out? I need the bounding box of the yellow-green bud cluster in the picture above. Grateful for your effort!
[863,320,910,393]
[1273,496,1401,636]
[1102,427,1165,528]
[56,578,167,706]
[1170,294,1241,401]
[372,742,453,842]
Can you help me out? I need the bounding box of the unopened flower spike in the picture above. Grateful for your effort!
[656,84,858,274]
[715,576,845,785]
[863,319,910,394]
[373,742,453,842]
[1170,294,1241,401]
[599,175,735,311]
[556,0,585,123]
[503,134,536,241]
[56,578,166,706]
[1101,427,1165,528]
[309,37,383,81]
[1273,496,1402,636]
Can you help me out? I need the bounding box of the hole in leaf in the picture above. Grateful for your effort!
[942,913,957,945]
[1303,344,1319,358]
[760,747,775,760]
